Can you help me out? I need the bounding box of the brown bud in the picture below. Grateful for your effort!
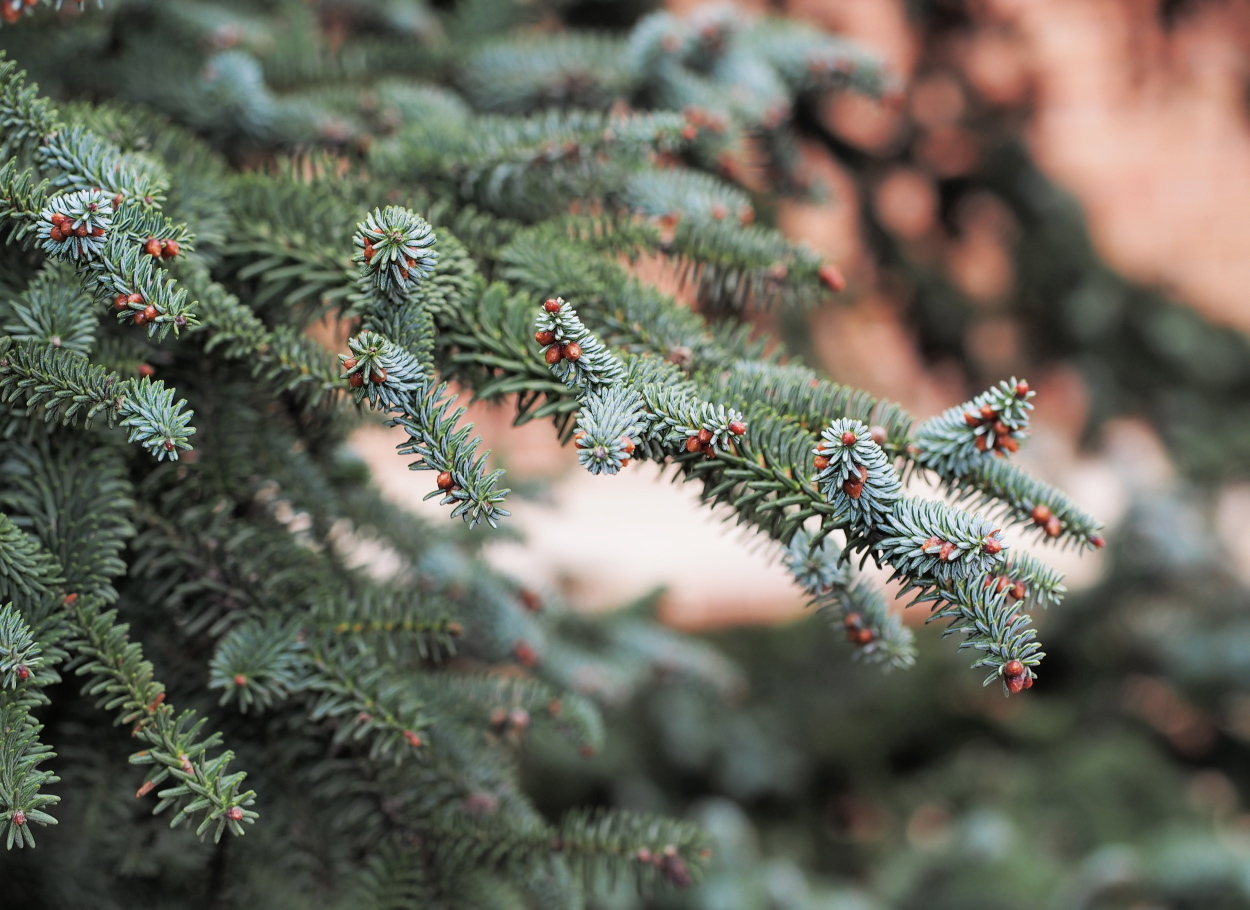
[63,592,78,606]
[573,432,587,448]
[348,372,365,388]
[1015,380,1030,397]
[133,311,149,326]
[1044,515,1062,538]
[48,226,64,242]
[1088,534,1106,549]
[544,346,563,365]
[1000,435,1020,453]
[342,357,358,372]
[1005,674,1028,694]
[114,295,129,310]
[369,367,387,383]
[75,223,89,237]
[127,293,143,305]
[142,305,158,322]
[403,730,423,748]
[621,437,635,455]
[686,436,701,453]
[227,806,244,821]
[727,419,746,436]
[813,455,830,471]
[535,330,556,345]
[1031,504,1052,525]
[15,664,28,681]
[543,298,562,313]
[840,430,858,446]
[144,237,163,257]
[980,404,997,420]
[513,640,538,667]
[563,341,582,361]
[1011,580,1027,601]
[848,626,875,645]
[818,263,846,292]
[938,541,957,561]
[843,612,864,630]
[436,471,455,491]
[233,674,247,687]
[975,433,991,452]
[50,212,68,226]
[697,428,713,444]
[1003,659,1025,678]
[983,537,1003,555]
[162,239,180,258]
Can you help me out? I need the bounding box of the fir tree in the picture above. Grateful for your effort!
[0,1,1102,906]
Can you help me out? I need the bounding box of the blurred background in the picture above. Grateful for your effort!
[350,0,1250,906]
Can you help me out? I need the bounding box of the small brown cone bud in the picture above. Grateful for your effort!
[1000,435,1020,453]
[162,239,180,258]
[15,665,28,681]
[91,226,105,236]
[142,305,158,322]
[727,419,746,435]
[543,298,562,313]
[127,293,144,305]
[50,212,68,226]
[342,357,357,371]
[1031,504,1052,524]
[403,730,423,748]
[938,541,957,561]
[348,372,365,388]
[818,263,846,292]
[840,431,857,446]
[133,311,149,326]
[849,627,875,645]
[233,674,246,687]
[544,346,563,365]
[513,640,538,667]
[227,806,244,822]
[1088,534,1106,549]
[621,437,635,454]
[975,433,991,452]
[813,455,830,471]
[1011,580,1027,601]
[1005,674,1028,694]
[12,810,26,826]
[369,367,387,383]
[144,237,163,257]
[1015,380,1030,397]
[983,537,1002,555]
[964,411,982,427]
[48,226,64,242]
[75,223,89,237]
[685,436,701,453]
[843,612,864,630]
[563,341,582,361]
[980,404,997,420]
[921,537,941,552]
[63,592,78,606]
[994,575,1010,594]
[535,330,556,345]
[573,432,587,448]
[697,428,713,444]
[1003,659,1025,677]
[114,294,129,310]
[1044,515,1062,537]
[436,471,455,491]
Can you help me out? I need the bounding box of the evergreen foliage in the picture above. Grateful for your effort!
[0,1,1104,906]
